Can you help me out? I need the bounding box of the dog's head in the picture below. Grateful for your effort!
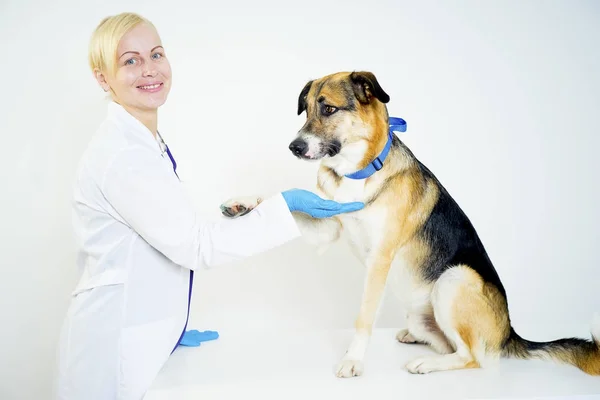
[289,71,390,173]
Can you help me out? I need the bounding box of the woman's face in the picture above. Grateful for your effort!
[95,23,172,112]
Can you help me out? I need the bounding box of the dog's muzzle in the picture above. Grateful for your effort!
[289,136,341,159]
[326,140,341,157]
[289,138,308,157]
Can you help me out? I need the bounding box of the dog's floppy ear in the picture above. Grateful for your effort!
[297,80,313,115]
[350,71,390,104]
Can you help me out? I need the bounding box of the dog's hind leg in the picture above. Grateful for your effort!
[397,310,454,354]
[396,328,423,344]
[405,265,509,374]
[392,275,453,353]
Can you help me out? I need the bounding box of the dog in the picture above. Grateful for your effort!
[220,71,600,377]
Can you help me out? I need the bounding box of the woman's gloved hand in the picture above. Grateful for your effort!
[282,189,365,218]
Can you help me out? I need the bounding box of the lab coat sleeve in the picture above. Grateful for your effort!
[100,146,301,270]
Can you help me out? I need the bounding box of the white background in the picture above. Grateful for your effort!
[1,0,599,398]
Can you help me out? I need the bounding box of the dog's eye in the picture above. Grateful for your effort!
[323,105,338,115]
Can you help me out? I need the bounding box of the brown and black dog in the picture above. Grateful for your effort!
[221,71,600,377]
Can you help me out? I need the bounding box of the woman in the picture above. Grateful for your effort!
[55,12,363,400]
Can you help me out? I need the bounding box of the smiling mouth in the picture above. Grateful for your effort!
[137,83,163,91]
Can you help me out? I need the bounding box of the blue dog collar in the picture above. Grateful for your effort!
[389,117,407,134]
[344,117,407,180]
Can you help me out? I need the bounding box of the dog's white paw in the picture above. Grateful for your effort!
[396,329,421,344]
[406,356,437,374]
[335,359,364,378]
[220,196,262,218]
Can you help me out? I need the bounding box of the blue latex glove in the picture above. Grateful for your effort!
[178,330,219,347]
[282,189,364,218]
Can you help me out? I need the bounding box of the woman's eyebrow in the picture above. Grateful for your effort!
[119,46,164,59]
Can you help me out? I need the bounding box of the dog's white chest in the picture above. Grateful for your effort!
[332,178,366,203]
[331,179,388,265]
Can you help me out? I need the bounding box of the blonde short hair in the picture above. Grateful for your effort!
[88,12,155,77]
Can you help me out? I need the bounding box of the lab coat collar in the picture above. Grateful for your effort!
[106,101,163,154]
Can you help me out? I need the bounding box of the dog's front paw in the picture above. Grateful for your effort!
[335,359,364,378]
[220,196,262,218]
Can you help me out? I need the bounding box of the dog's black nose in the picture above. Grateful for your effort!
[289,139,308,157]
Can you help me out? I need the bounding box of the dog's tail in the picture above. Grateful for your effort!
[502,313,600,375]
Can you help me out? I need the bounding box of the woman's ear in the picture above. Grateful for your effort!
[93,68,110,92]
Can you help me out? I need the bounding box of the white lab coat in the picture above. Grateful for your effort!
[55,101,301,400]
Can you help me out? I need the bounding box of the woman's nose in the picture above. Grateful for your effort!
[142,68,157,77]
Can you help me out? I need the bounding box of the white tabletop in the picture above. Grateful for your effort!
[145,328,600,400]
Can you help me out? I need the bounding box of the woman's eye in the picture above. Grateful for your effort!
[125,58,136,65]
[152,52,163,60]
